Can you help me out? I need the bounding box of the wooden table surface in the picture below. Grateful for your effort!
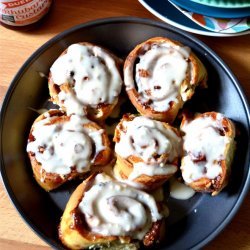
[0,0,249,249]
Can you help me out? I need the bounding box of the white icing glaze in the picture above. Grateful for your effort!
[115,116,181,180]
[129,162,177,180]
[58,90,87,116]
[78,173,163,239]
[92,172,113,185]
[113,163,147,190]
[124,43,191,112]
[26,113,106,175]
[181,115,231,183]
[169,177,195,200]
[50,43,122,115]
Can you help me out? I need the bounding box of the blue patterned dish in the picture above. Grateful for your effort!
[139,0,250,36]
[191,0,250,8]
[170,0,250,18]
[169,0,250,33]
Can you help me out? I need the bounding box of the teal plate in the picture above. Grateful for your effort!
[171,0,250,18]
[191,0,250,8]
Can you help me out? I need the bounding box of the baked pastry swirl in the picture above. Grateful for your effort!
[26,110,111,191]
[48,42,123,121]
[180,112,236,196]
[59,173,167,249]
[113,114,182,190]
[25,36,238,250]
[124,37,207,123]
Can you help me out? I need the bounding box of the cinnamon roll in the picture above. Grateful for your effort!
[113,114,182,190]
[180,112,236,196]
[124,37,207,123]
[59,173,167,249]
[26,110,111,191]
[48,42,123,121]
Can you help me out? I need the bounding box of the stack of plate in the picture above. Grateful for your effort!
[139,0,250,36]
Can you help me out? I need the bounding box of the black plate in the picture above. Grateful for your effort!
[0,17,250,250]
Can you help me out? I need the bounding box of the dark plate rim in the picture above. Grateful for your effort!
[0,16,250,250]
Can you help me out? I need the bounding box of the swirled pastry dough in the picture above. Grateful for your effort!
[124,37,207,123]
[180,112,236,195]
[49,43,123,120]
[114,114,182,189]
[59,173,167,249]
[26,110,111,191]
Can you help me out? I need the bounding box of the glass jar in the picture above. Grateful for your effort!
[0,0,53,30]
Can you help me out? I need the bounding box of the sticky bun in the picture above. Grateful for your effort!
[113,114,182,190]
[124,37,207,123]
[59,173,167,249]
[48,42,123,121]
[180,112,236,196]
[26,110,111,191]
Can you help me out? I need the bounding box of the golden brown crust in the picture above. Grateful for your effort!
[113,114,180,190]
[59,174,117,249]
[180,112,236,196]
[59,173,165,249]
[48,42,123,121]
[27,110,111,191]
[115,156,174,190]
[124,37,207,123]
